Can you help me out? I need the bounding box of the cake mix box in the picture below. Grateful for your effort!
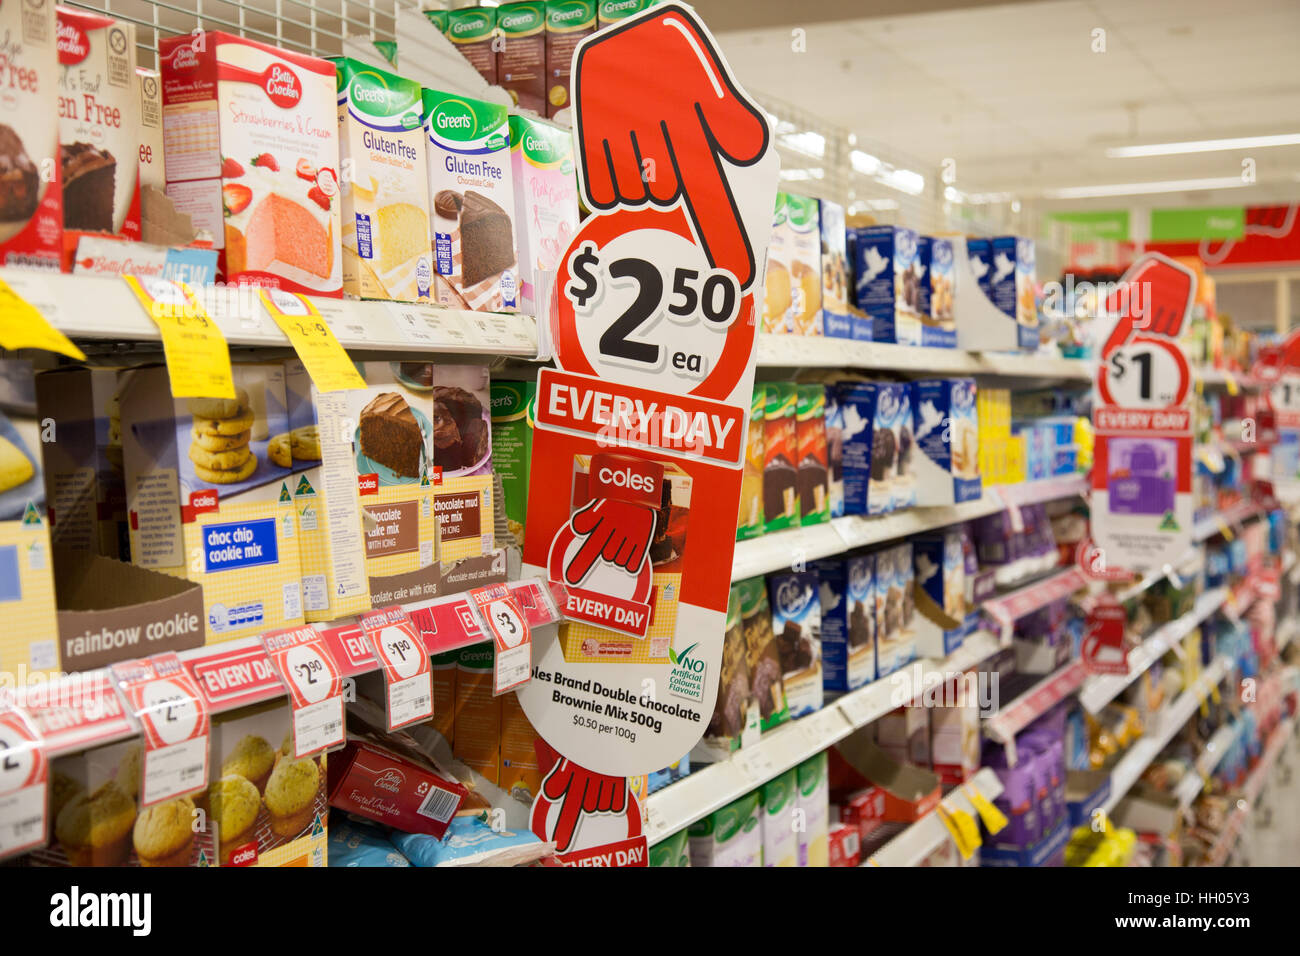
[56,7,141,267]
[874,541,916,677]
[695,585,751,761]
[761,193,790,333]
[688,790,761,867]
[454,641,501,784]
[445,7,498,87]
[431,365,494,561]
[0,359,60,676]
[912,530,966,658]
[837,381,894,516]
[889,383,916,510]
[423,88,519,312]
[738,575,787,732]
[760,767,797,866]
[762,382,798,531]
[814,554,874,692]
[784,193,821,335]
[508,114,579,317]
[824,384,845,518]
[497,2,547,115]
[988,236,1039,349]
[122,363,304,644]
[283,358,370,623]
[766,570,822,718]
[796,751,829,866]
[158,32,342,295]
[819,199,851,339]
[598,0,659,24]
[544,0,596,118]
[490,380,536,548]
[854,225,922,346]
[736,384,765,540]
[795,384,829,525]
[0,0,60,269]
[966,237,992,303]
[35,367,126,559]
[335,58,432,302]
[912,377,981,506]
[137,69,165,195]
[925,237,956,346]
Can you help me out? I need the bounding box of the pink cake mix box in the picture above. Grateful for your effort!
[158,32,342,295]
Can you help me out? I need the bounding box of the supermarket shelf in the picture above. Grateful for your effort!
[1078,587,1228,715]
[732,475,1089,582]
[1197,368,1259,391]
[643,629,1005,845]
[1081,547,1203,612]
[1205,718,1294,866]
[982,566,1088,638]
[0,268,539,357]
[755,334,1093,381]
[1194,502,1264,542]
[1174,722,1240,810]
[866,767,1006,867]
[984,660,1088,748]
[1100,655,1233,816]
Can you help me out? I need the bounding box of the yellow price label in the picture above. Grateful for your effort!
[935,803,980,861]
[259,289,364,393]
[125,276,234,399]
[0,279,85,360]
[964,784,1009,836]
[1219,520,1234,542]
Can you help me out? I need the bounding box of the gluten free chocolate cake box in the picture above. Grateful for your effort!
[159,32,342,295]
[423,87,519,312]
[0,0,61,270]
[56,7,141,267]
[121,363,305,645]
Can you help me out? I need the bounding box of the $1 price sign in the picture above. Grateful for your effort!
[0,708,48,860]
[470,584,532,695]
[262,625,345,757]
[111,653,211,806]
[359,607,433,731]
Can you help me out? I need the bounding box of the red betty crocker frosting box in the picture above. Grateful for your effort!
[327,734,468,839]
[158,31,342,295]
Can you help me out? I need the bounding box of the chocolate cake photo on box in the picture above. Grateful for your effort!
[428,364,492,477]
[0,126,41,227]
[431,187,518,310]
[358,391,427,481]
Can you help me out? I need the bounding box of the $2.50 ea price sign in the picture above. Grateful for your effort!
[111,653,211,806]
[360,607,433,731]
[262,625,345,758]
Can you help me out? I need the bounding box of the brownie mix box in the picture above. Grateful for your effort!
[508,114,579,317]
[737,575,787,732]
[784,193,821,335]
[158,32,342,295]
[0,359,60,676]
[446,7,498,87]
[335,58,432,302]
[795,384,829,525]
[767,569,822,718]
[815,554,874,692]
[544,0,596,118]
[912,530,966,658]
[283,357,370,623]
[56,7,140,266]
[818,198,851,339]
[121,362,305,644]
[853,225,922,346]
[824,383,845,518]
[762,382,798,531]
[736,384,764,540]
[423,88,519,312]
[912,377,980,506]
[431,364,494,562]
[761,193,790,333]
[695,585,752,761]
[497,2,547,115]
[0,0,61,269]
[924,236,956,346]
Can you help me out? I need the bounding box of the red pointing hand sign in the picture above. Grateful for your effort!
[565,497,655,585]
[1102,253,1198,357]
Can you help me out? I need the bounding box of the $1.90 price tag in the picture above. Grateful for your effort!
[260,289,366,393]
[359,607,433,731]
[471,584,532,695]
[262,625,345,757]
[124,275,235,400]
[0,707,49,860]
[111,654,210,806]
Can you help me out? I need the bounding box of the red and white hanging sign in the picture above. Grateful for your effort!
[111,653,210,806]
[262,625,345,757]
[530,743,647,867]
[0,707,49,860]
[470,584,532,695]
[1082,600,1130,675]
[359,607,433,730]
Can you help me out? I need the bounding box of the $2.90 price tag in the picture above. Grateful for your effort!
[260,289,366,393]
[124,275,236,399]
[261,625,345,758]
[0,708,49,860]
[111,654,210,807]
[470,584,532,695]
[359,607,433,731]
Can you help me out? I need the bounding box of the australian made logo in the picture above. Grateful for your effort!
[667,642,705,703]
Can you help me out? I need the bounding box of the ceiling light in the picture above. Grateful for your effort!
[780,130,825,158]
[1106,134,1300,158]
[1042,176,1248,199]
[882,168,925,196]
[850,149,880,176]
[779,168,824,182]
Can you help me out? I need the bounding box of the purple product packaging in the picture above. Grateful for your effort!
[814,555,875,692]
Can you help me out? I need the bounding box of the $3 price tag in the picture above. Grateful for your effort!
[359,607,433,731]
[470,584,532,695]
[111,653,211,807]
[262,625,345,758]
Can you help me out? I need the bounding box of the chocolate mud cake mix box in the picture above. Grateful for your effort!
[0,0,61,269]
[158,32,342,295]
[56,7,141,265]
[335,58,432,303]
[423,87,519,312]
[508,114,579,317]
[431,364,494,561]
[121,363,304,644]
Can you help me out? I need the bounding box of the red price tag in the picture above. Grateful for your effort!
[1082,601,1129,675]
[359,607,433,730]
[111,654,210,806]
[471,584,532,695]
[0,707,48,860]
[262,625,345,757]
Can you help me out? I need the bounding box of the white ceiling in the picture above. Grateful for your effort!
[712,0,1300,209]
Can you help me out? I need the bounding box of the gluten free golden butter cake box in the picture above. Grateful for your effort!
[122,363,304,644]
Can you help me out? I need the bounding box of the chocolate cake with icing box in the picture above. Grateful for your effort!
[360,392,424,479]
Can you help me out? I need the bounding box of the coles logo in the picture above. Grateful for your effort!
[263,63,302,108]
[358,474,379,496]
[375,769,405,793]
[590,452,661,508]
[56,20,89,65]
[230,842,259,866]
[189,490,219,512]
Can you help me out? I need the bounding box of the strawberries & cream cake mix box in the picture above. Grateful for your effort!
[159,32,342,295]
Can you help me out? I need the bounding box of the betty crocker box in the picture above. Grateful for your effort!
[0,0,61,269]
[159,32,343,295]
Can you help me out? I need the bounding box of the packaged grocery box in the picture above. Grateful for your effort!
[761,193,790,333]
[544,0,596,118]
[0,0,60,269]
[767,569,822,718]
[429,648,457,746]
[966,237,993,301]
[497,2,547,114]
[796,751,829,866]
[327,732,468,839]
[500,691,543,801]
[429,365,495,562]
[508,114,579,316]
[891,383,917,511]
[912,377,981,506]
[490,380,535,548]
[695,585,755,762]
[795,384,830,526]
[159,32,342,294]
[930,673,981,785]
[814,554,875,692]
[137,68,165,199]
[335,58,432,302]
[828,821,861,867]
[736,384,765,540]
[57,7,141,267]
[649,826,690,867]
[122,363,304,644]
[912,530,965,658]
[598,0,658,24]
[925,237,957,346]
[453,642,501,784]
[423,88,519,312]
[824,384,845,518]
[874,541,916,678]
[283,358,370,622]
[761,767,797,866]
[990,236,1038,348]
[648,755,690,793]
[445,7,498,86]
[784,193,821,335]
[853,225,921,346]
[689,789,761,867]
[762,382,798,531]
[819,199,851,338]
[838,381,904,516]
[738,575,788,732]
